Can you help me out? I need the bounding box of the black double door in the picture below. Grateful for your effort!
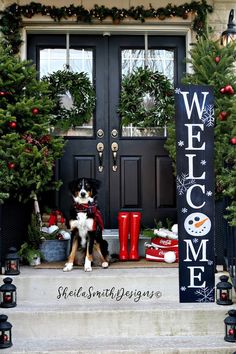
[27,34,185,228]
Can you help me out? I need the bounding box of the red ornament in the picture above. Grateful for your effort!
[215,56,221,63]
[229,328,235,335]
[7,162,15,170]
[225,85,234,95]
[230,137,236,145]
[8,121,17,129]
[32,107,39,115]
[219,111,229,121]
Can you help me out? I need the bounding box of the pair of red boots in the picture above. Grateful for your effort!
[118,211,141,261]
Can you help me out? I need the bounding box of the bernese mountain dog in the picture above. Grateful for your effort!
[63,178,109,272]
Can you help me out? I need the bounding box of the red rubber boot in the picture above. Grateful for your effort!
[118,212,130,261]
[129,212,141,260]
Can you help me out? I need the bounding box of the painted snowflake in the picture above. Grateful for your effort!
[208,260,214,266]
[182,208,188,213]
[192,238,199,244]
[195,287,214,302]
[200,160,206,166]
[177,173,196,196]
[175,88,181,94]
[201,104,215,127]
[178,140,184,147]
[180,286,186,291]
[206,191,213,197]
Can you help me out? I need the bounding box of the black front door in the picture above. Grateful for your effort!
[27,34,185,228]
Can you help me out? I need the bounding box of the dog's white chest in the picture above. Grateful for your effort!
[76,212,94,233]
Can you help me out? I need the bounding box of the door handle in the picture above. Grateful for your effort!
[111,142,119,172]
[97,142,104,172]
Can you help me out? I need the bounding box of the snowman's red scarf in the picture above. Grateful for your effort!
[73,202,104,231]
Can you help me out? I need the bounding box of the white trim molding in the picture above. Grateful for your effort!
[21,23,192,73]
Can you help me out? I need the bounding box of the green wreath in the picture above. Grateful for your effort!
[42,70,96,130]
[118,67,174,128]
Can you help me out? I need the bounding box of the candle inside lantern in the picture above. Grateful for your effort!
[10,262,17,271]
[0,334,8,343]
[221,292,228,301]
[229,328,235,336]
[3,294,12,303]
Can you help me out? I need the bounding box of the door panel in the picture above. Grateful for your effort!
[155,156,175,207]
[27,34,185,228]
[121,156,142,208]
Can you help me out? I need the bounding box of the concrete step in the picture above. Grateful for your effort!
[4,300,230,339]
[1,267,233,354]
[10,267,179,303]
[2,336,236,354]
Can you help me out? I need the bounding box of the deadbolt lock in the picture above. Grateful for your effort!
[97,129,104,138]
[111,129,118,138]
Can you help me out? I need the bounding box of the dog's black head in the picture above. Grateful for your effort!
[69,178,101,204]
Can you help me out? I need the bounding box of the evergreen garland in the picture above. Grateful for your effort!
[42,70,96,130]
[119,67,174,127]
[0,1,213,53]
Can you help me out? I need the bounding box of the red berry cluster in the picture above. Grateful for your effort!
[40,134,52,144]
[220,85,234,95]
[218,111,229,121]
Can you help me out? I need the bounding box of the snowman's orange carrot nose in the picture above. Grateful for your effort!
[194,218,208,228]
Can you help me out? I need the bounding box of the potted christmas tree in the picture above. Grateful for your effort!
[0,41,65,264]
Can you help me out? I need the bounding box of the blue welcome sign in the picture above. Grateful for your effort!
[175,85,215,303]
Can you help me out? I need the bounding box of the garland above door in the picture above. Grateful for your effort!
[0,1,213,53]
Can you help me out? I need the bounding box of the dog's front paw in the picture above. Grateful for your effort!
[84,257,92,272]
[84,265,92,272]
[102,261,109,269]
[63,262,73,272]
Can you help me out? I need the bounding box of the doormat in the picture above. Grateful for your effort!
[35,258,178,269]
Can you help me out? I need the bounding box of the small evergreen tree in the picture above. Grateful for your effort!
[165,33,236,225]
[0,42,65,204]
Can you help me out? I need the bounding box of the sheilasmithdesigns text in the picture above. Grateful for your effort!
[57,286,162,302]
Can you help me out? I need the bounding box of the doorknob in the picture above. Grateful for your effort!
[97,142,104,172]
[111,142,119,172]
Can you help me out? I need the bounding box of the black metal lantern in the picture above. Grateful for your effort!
[0,278,17,308]
[0,314,12,349]
[4,247,20,275]
[216,275,233,305]
[224,309,236,342]
[221,9,236,46]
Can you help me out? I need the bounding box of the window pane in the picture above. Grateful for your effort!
[121,48,174,138]
[39,48,94,137]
